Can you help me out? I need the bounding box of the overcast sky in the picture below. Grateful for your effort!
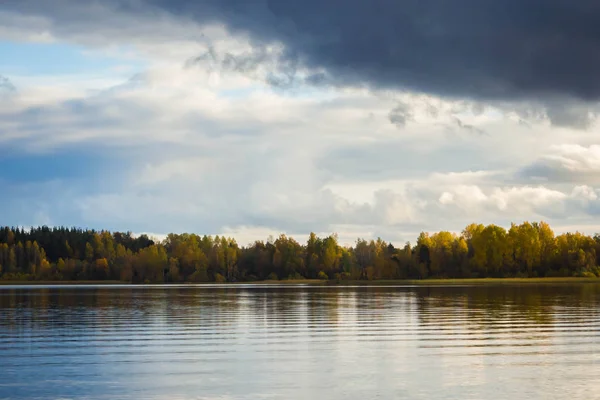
[2,0,600,245]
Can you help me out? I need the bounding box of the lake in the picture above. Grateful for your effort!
[1,284,600,399]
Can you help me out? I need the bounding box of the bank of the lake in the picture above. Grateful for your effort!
[333,277,600,285]
[0,279,324,286]
[1,277,599,286]
[251,277,600,285]
[0,280,126,285]
[4,223,600,290]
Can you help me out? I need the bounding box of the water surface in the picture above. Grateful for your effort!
[1,284,600,399]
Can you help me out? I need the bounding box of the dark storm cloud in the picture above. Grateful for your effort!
[544,102,596,130]
[5,0,600,102]
[5,0,600,103]
[140,0,600,102]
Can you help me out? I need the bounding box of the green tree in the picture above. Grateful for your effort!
[85,242,94,262]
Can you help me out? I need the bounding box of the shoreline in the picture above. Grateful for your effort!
[0,280,127,285]
[1,277,599,286]
[330,277,600,285]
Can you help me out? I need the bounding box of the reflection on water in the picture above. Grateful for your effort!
[1,284,600,399]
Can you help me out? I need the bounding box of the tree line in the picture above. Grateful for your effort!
[1,222,599,282]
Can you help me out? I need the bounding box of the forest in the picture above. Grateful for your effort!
[0,222,599,283]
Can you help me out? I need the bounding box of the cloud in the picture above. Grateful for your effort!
[0,60,565,242]
[452,117,485,135]
[544,100,596,130]
[0,75,16,94]
[0,64,311,151]
[6,0,600,133]
[6,0,600,103]
[434,184,572,223]
[136,1,600,101]
[388,102,412,128]
[185,44,330,91]
[519,144,600,184]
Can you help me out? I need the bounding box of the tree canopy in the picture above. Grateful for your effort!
[1,222,599,283]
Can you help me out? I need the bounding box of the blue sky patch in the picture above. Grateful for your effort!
[0,40,143,77]
[0,149,125,185]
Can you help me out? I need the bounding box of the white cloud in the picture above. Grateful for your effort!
[519,144,600,184]
[571,185,598,201]
[439,192,454,205]
[546,144,600,172]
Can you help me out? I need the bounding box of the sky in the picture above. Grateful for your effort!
[2,0,600,246]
